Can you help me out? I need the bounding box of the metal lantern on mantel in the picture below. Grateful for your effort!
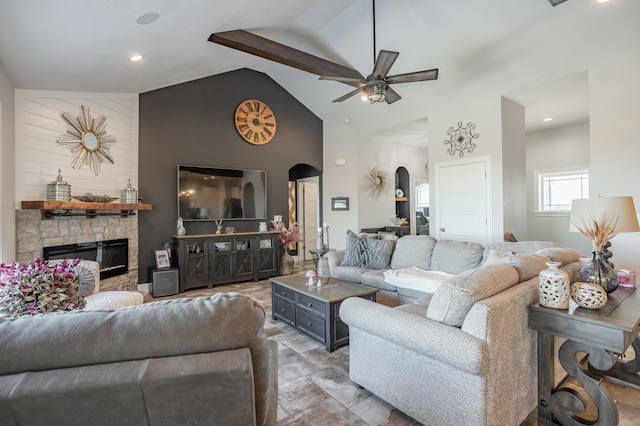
[46,169,71,201]
[120,179,138,204]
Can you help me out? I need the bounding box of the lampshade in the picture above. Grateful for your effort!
[569,196,640,233]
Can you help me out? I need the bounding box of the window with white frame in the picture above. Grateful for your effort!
[416,183,430,208]
[535,168,589,213]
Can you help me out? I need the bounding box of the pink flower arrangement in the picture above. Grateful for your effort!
[0,258,86,318]
[271,220,302,250]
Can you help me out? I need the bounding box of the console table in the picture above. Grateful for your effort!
[173,232,279,291]
[529,287,640,425]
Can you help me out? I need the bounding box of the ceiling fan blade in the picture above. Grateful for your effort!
[319,75,366,86]
[371,50,399,79]
[548,0,568,6]
[384,87,401,104]
[209,30,364,80]
[333,87,365,103]
[386,68,439,84]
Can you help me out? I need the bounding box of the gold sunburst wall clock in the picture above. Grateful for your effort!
[57,105,116,175]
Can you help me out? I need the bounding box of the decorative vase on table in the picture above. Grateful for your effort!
[538,261,570,309]
[583,251,619,294]
[280,249,294,275]
[316,256,331,285]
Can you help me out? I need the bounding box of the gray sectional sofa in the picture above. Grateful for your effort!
[0,293,278,426]
[326,234,577,306]
[338,236,581,425]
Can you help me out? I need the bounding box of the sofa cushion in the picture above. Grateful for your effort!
[389,235,437,270]
[361,270,397,292]
[484,250,551,282]
[426,264,519,327]
[361,237,395,269]
[535,247,581,266]
[330,266,372,283]
[430,240,484,274]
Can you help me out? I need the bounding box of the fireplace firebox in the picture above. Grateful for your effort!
[43,239,129,280]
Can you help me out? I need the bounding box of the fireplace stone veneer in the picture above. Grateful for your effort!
[15,209,139,291]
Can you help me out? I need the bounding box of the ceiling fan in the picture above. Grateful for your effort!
[209,0,438,104]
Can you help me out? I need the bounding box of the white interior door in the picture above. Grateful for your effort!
[297,178,319,262]
[434,157,490,245]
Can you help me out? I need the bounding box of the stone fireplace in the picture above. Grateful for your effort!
[15,209,139,291]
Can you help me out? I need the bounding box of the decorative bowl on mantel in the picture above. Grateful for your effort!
[73,193,119,203]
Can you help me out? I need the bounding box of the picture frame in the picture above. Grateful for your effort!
[331,197,350,211]
[154,249,171,269]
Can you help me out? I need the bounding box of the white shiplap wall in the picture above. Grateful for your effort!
[15,89,138,207]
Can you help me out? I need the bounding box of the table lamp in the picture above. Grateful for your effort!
[569,196,640,292]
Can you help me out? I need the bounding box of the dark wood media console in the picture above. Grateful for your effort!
[173,231,280,292]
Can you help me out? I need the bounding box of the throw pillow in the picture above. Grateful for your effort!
[484,250,551,281]
[377,231,399,241]
[390,235,437,270]
[535,247,581,266]
[426,264,519,327]
[341,230,366,267]
[430,240,485,274]
[361,237,396,269]
[49,259,100,297]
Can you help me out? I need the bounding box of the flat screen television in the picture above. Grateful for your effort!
[178,165,267,221]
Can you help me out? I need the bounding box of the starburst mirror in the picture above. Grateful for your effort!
[57,105,116,175]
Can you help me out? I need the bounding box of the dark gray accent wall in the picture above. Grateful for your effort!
[138,68,323,283]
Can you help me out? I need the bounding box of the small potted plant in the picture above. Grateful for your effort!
[0,258,85,318]
[271,220,302,275]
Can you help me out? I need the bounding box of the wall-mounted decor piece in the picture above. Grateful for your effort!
[424,160,430,176]
[234,99,277,145]
[366,166,388,196]
[444,121,479,157]
[57,105,116,175]
[331,197,350,211]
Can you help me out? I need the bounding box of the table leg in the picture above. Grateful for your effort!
[551,339,618,426]
[599,337,640,387]
[538,331,555,424]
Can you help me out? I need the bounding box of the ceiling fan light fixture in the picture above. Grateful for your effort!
[363,83,387,103]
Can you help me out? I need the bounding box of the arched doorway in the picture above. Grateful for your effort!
[289,164,321,262]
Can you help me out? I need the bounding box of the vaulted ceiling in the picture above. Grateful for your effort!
[0,0,637,136]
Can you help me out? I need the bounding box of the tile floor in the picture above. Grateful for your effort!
[145,261,640,426]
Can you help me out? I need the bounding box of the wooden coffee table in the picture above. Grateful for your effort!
[271,274,378,352]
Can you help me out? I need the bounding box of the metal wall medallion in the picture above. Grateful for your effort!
[444,121,479,157]
[57,105,116,175]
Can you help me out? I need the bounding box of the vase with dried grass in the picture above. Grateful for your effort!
[571,211,619,293]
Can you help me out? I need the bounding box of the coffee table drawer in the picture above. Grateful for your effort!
[297,309,325,341]
[274,297,295,324]
[297,293,325,317]
[273,283,296,302]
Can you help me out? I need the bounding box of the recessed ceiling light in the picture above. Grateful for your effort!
[597,0,610,3]
[136,12,159,25]
[129,54,144,62]
[543,117,553,122]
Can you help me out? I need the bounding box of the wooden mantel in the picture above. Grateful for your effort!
[21,200,153,220]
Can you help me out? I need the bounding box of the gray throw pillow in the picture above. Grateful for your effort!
[341,230,365,267]
[361,237,395,269]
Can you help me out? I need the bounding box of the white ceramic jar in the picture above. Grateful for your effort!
[539,261,570,309]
